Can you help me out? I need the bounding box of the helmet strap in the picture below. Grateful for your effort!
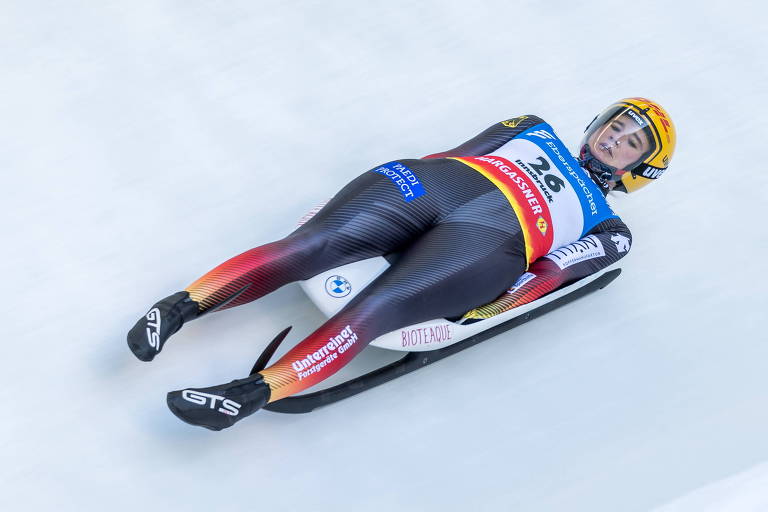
[578,144,614,195]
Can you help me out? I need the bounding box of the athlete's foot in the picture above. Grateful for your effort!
[127,291,199,362]
[166,374,271,431]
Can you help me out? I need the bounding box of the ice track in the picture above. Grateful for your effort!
[1,2,767,511]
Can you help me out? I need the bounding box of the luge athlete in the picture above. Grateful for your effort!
[127,97,676,430]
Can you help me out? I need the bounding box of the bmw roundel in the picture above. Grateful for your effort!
[324,275,351,298]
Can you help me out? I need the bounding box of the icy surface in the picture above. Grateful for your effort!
[653,462,768,512]
[2,1,767,511]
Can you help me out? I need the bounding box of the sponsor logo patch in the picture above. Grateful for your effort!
[640,166,665,179]
[507,272,536,293]
[501,116,528,128]
[400,324,453,347]
[145,308,161,351]
[181,390,242,416]
[536,216,548,235]
[630,97,673,142]
[372,161,426,202]
[626,109,647,127]
[525,129,556,140]
[545,235,606,270]
[611,234,631,253]
[473,156,544,215]
[324,275,351,298]
[291,325,358,380]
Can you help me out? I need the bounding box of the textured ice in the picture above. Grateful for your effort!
[1,1,767,511]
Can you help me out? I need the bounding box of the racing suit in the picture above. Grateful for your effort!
[131,115,633,428]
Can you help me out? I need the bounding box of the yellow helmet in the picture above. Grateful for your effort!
[579,97,676,193]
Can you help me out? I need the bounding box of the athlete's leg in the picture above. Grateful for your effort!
[127,168,439,361]
[259,192,526,400]
[183,163,442,314]
[167,190,526,429]
[179,156,508,320]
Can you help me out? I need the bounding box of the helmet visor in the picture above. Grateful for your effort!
[584,106,657,175]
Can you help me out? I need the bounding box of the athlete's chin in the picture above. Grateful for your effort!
[593,154,615,168]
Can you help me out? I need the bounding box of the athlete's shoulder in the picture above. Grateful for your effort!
[421,115,547,160]
[589,216,631,236]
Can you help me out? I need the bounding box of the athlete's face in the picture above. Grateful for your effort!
[587,113,651,171]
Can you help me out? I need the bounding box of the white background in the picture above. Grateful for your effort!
[2,1,767,511]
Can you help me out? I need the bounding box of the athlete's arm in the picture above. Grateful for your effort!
[462,218,632,320]
[422,115,544,159]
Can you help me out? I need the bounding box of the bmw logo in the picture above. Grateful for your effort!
[324,275,351,298]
